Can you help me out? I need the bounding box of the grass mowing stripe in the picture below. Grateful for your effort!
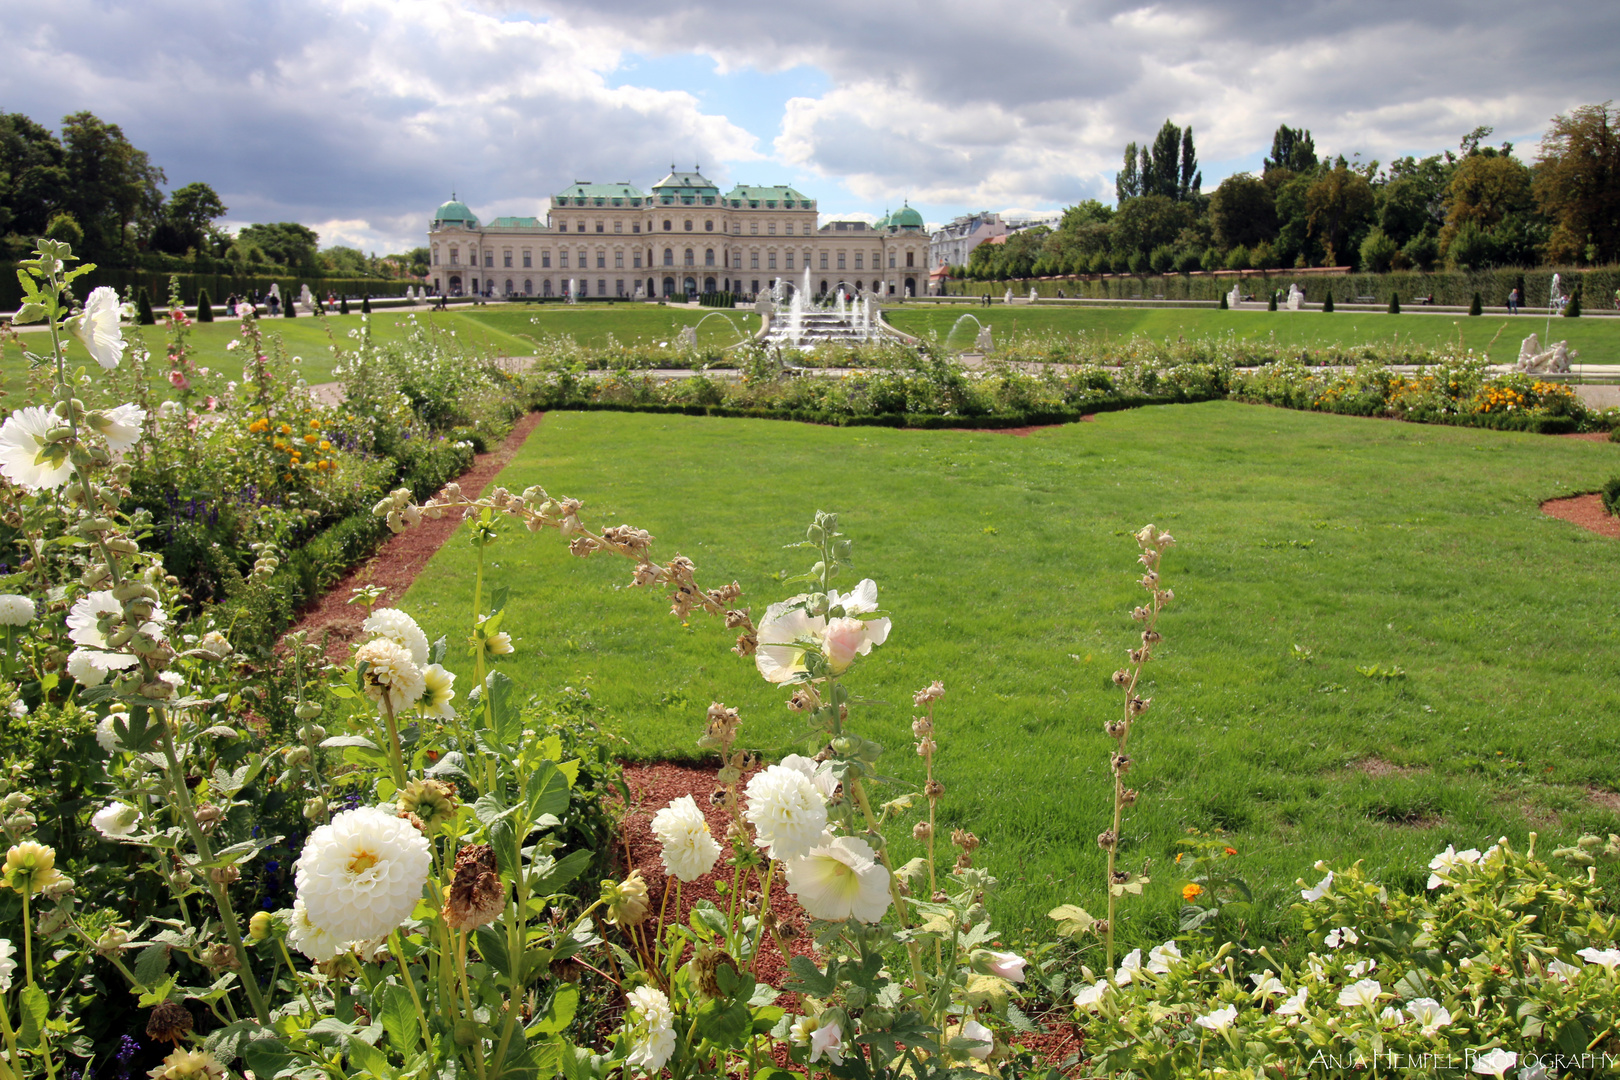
[398,403,1620,940]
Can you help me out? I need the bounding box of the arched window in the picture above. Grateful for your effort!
[524,279,533,295]
[704,249,715,266]
[504,279,513,294]
[664,248,675,266]
[684,220,693,232]
[684,248,695,266]
[705,220,714,232]
[663,220,672,231]
[543,280,553,296]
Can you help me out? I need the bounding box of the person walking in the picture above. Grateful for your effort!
[1507,286,1519,314]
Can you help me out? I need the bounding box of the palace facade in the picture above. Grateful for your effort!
[426,169,929,300]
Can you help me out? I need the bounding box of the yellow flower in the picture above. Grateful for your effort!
[1182,882,1204,902]
[4,841,62,896]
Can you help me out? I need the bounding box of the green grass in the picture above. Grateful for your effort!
[397,403,1620,941]
[0,305,759,397]
[887,305,1620,363]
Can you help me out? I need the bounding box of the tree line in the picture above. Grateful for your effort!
[0,110,429,278]
[963,104,1620,281]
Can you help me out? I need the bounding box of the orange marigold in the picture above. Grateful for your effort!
[1182,883,1204,902]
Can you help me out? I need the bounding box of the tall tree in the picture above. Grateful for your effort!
[1209,173,1277,249]
[1116,142,1141,203]
[237,222,320,270]
[1179,125,1202,200]
[0,113,67,257]
[1305,161,1375,266]
[58,111,165,259]
[1535,102,1620,265]
[152,181,228,255]
[1264,125,1318,175]
[1440,148,1534,258]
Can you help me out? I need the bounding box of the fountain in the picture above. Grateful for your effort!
[691,311,750,348]
[676,326,698,349]
[1513,332,1573,373]
[567,278,578,305]
[759,266,890,350]
[944,313,992,354]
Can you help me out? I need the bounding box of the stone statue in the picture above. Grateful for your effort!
[1029,287,1038,302]
[1514,333,1574,373]
[298,284,315,313]
[1004,288,1014,304]
[677,326,697,349]
[975,325,993,352]
[1227,284,1242,308]
[754,294,772,317]
[633,283,646,300]
[1287,283,1305,310]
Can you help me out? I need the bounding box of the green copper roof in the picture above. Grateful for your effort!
[650,170,719,192]
[722,184,815,209]
[489,216,542,227]
[434,198,478,226]
[552,182,647,208]
[888,204,925,229]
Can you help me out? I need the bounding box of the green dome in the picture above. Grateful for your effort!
[889,204,924,229]
[433,197,478,227]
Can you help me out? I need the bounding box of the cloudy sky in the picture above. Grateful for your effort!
[3,0,1614,254]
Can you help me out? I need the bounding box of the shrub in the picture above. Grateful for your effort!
[196,287,214,322]
[1218,291,1228,310]
[1469,290,1483,315]
[1388,291,1401,314]
[1603,476,1620,516]
[1322,290,1334,312]
[135,286,155,325]
[1359,227,1399,273]
[1565,286,1582,317]
[284,294,296,316]
[339,295,349,315]
[361,294,372,313]
[1268,291,1278,311]
[1224,245,1251,271]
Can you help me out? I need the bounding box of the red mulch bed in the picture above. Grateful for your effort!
[285,412,547,661]
[1542,493,1620,538]
[1559,432,1613,443]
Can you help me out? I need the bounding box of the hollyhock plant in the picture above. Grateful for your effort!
[71,285,127,369]
[0,406,74,491]
[783,833,891,922]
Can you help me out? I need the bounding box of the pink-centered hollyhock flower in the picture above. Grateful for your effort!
[169,370,190,390]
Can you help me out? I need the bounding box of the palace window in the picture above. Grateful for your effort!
[705,220,714,232]
[664,249,675,266]
[768,223,776,235]
[522,251,532,268]
[597,253,606,268]
[664,220,673,231]
[559,252,568,268]
[785,251,794,270]
[504,253,512,267]
[704,249,714,266]
[614,251,624,268]
[855,254,863,270]
[750,252,759,269]
[614,221,623,233]
[576,220,585,232]
[750,222,759,235]
[785,224,793,235]
[542,252,551,268]
[733,223,742,235]
[837,253,845,269]
[558,223,567,232]
[633,252,642,268]
[820,252,828,270]
[889,254,896,268]
[684,249,694,266]
[768,252,777,270]
[906,251,915,267]
[734,252,742,268]
[596,221,604,232]
[684,220,693,231]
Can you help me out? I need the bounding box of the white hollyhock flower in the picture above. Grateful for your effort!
[1577,946,1620,973]
[624,985,675,1073]
[820,616,887,674]
[294,806,432,941]
[355,637,426,714]
[92,403,146,453]
[1276,986,1309,1016]
[96,713,125,752]
[1470,1049,1517,1078]
[779,753,838,800]
[1546,958,1582,982]
[959,1019,993,1061]
[808,1019,845,1065]
[0,595,35,626]
[784,833,891,922]
[744,764,827,861]
[1337,979,1383,1009]
[1324,926,1359,948]
[91,802,138,839]
[1301,871,1333,901]
[68,647,135,687]
[0,407,74,491]
[1114,948,1142,985]
[7,702,22,720]
[1406,998,1452,1035]
[72,286,127,369]
[0,940,14,991]
[754,601,821,683]
[197,631,233,658]
[980,950,1028,983]
[1427,845,1481,889]
[1146,941,1181,974]
[419,664,456,720]
[651,795,721,882]
[1072,979,1109,1011]
[1193,1005,1237,1031]
[827,578,879,614]
[362,608,429,665]
[286,899,340,962]
[754,581,891,683]
[68,591,166,649]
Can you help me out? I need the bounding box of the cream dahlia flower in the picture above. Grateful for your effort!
[91,802,139,839]
[293,806,431,942]
[286,899,341,961]
[0,595,35,627]
[783,832,891,922]
[147,1048,225,1080]
[744,764,828,861]
[73,287,127,370]
[624,985,675,1073]
[91,403,146,453]
[362,608,430,665]
[0,940,14,991]
[650,795,721,882]
[419,663,456,719]
[355,637,426,713]
[485,631,514,656]
[0,407,74,491]
[779,753,838,800]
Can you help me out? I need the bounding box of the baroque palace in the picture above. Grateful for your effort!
[426,168,928,301]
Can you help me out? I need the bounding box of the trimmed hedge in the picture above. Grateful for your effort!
[1603,476,1620,516]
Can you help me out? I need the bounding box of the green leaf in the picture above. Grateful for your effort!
[784,955,836,997]
[430,635,448,665]
[475,793,520,827]
[17,986,48,1046]
[345,1034,397,1078]
[489,671,522,746]
[525,763,571,822]
[500,1039,564,1080]
[1047,903,1096,938]
[474,924,512,980]
[321,734,381,751]
[694,996,753,1046]
[529,849,593,898]
[134,943,171,986]
[491,818,520,880]
[531,983,578,1036]
[379,983,420,1055]
[241,1037,297,1079]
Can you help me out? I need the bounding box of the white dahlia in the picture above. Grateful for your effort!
[419,663,456,719]
[0,940,14,991]
[72,286,127,370]
[0,595,35,627]
[355,637,426,714]
[650,795,721,882]
[743,764,827,861]
[361,608,430,665]
[0,407,74,491]
[286,899,340,962]
[91,802,139,839]
[779,753,838,800]
[96,712,126,752]
[293,806,432,942]
[624,985,675,1073]
[92,403,147,453]
[784,832,891,923]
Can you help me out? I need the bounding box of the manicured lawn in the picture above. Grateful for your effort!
[886,304,1620,363]
[397,403,1620,939]
[457,305,759,352]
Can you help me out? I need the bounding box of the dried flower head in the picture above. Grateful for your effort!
[443,844,505,931]
[145,1000,194,1045]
